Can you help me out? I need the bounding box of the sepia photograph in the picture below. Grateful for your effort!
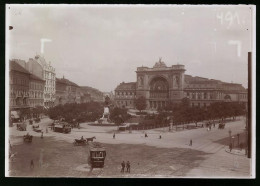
[5,4,255,178]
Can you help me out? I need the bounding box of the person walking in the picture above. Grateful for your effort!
[159,134,162,139]
[113,133,115,139]
[121,161,125,173]
[41,131,43,138]
[126,161,130,173]
[190,139,192,146]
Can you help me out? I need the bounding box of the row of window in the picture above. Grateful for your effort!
[44,71,55,80]
[115,95,136,98]
[10,90,29,98]
[45,87,55,92]
[186,84,216,88]
[29,91,43,99]
[116,91,136,96]
[29,100,44,107]
[186,92,214,100]
[46,80,55,86]
[239,94,247,99]
[30,82,44,90]
[117,100,133,106]
[10,97,28,106]
[11,77,29,86]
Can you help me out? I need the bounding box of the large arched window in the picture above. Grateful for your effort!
[149,77,169,99]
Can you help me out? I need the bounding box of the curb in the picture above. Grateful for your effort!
[224,147,247,157]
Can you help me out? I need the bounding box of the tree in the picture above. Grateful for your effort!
[110,107,130,123]
[180,97,190,108]
[135,96,147,112]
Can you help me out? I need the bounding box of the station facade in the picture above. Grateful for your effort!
[114,59,248,110]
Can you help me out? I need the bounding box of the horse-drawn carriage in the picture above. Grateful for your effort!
[23,133,33,142]
[16,122,27,131]
[73,136,96,146]
[88,142,106,168]
[218,123,225,129]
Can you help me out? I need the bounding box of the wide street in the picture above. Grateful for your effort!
[8,117,251,178]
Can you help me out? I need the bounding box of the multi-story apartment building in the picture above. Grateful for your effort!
[28,74,45,108]
[55,76,85,106]
[26,55,56,107]
[9,60,30,110]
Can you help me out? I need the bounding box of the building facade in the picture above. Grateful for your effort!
[28,74,45,108]
[114,82,136,108]
[26,55,56,107]
[54,76,90,106]
[115,59,248,109]
[9,60,30,110]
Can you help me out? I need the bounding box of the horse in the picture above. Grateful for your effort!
[86,136,96,143]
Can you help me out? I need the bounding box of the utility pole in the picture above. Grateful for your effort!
[247,52,252,159]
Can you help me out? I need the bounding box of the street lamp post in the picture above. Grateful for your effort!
[237,133,240,147]
[228,129,232,145]
[232,136,235,148]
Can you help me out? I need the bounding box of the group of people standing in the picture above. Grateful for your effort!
[121,161,131,173]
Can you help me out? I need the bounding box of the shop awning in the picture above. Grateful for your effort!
[10,111,19,119]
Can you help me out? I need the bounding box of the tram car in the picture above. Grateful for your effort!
[54,122,71,133]
[88,142,106,168]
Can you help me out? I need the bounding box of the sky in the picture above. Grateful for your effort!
[6,5,253,92]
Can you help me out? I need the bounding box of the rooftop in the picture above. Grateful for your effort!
[30,73,45,82]
[115,82,136,90]
[10,60,30,74]
[56,77,79,87]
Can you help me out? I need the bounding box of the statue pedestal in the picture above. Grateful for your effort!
[95,106,114,125]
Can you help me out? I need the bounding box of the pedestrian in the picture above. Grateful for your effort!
[159,134,162,139]
[145,133,148,138]
[113,133,115,139]
[41,131,43,138]
[209,125,211,131]
[190,139,192,146]
[213,123,215,128]
[126,161,130,173]
[121,161,125,173]
[30,159,34,169]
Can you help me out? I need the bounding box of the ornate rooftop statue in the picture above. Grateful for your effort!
[153,57,167,68]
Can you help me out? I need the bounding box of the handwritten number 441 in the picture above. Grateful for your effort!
[216,11,242,29]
